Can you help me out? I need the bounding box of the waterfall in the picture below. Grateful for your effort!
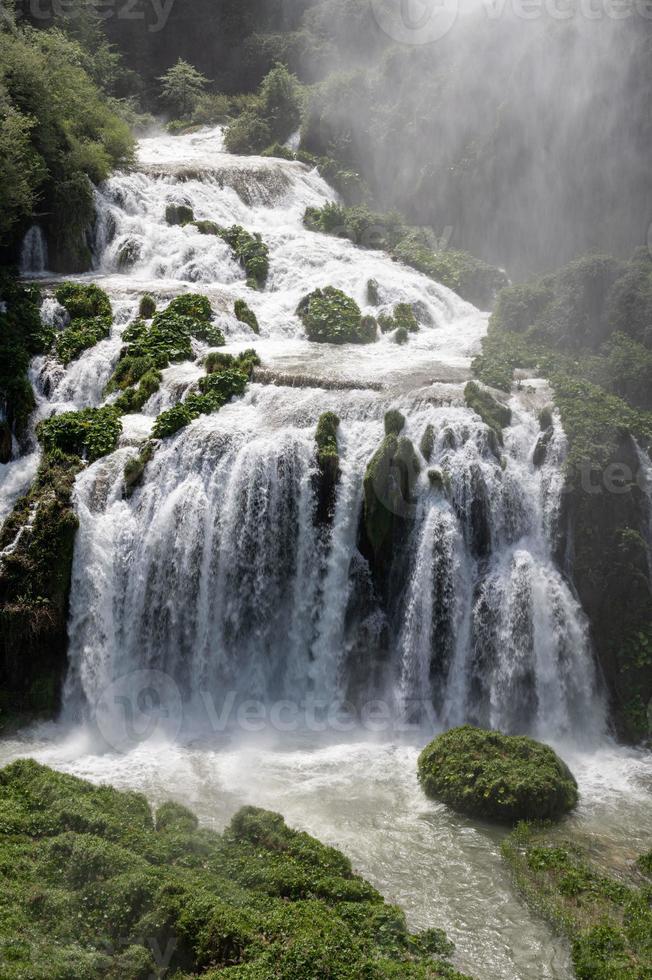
[19,225,48,275]
[13,127,602,741]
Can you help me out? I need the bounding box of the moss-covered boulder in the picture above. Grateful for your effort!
[234,298,260,334]
[138,294,156,319]
[297,287,376,345]
[417,726,579,823]
[165,203,194,226]
[217,224,269,289]
[0,760,473,980]
[464,381,512,445]
[314,411,340,525]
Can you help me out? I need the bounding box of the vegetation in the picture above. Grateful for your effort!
[417,727,579,823]
[166,203,195,226]
[217,225,270,289]
[37,407,122,463]
[51,283,113,365]
[472,250,652,742]
[502,824,652,979]
[234,299,260,334]
[159,59,209,119]
[224,64,302,155]
[0,760,472,979]
[297,287,376,345]
[464,383,511,447]
[152,351,259,440]
[304,203,507,308]
[138,294,156,319]
[0,270,50,460]
[0,12,133,267]
[314,412,340,525]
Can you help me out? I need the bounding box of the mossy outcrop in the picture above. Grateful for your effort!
[165,203,194,226]
[0,272,51,460]
[314,411,340,525]
[138,293,156,319]
[417,726,579,823]
[502,824,652,980]
[217,224,269,289]
[54,283,113,366]
[0,454,81,728]
[0,760,472,980]
[297,287,377,345]
[464,382,512,445]
[234,298,260,334]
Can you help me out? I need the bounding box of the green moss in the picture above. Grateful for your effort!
[297,287,375,345]
[394,326,408,345]
[123,442,154,496]
[538,406,554,430]
[37,407,122,463]
[191,219,221,235]
[217,224,270,289]
[384,410,405,437]
[234,298,260,334]
[367,278,381,305]
[502,825,652,979]
[420,424,435,461]
[165,203,194,226]
[418,726,579,823]
[394,303,419,333]
[0,761,471,980]
[0,271,51,451]
[138,294,156,319]
[464,382,512,445]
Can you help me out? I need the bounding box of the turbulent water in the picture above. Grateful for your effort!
[5,126,650,980]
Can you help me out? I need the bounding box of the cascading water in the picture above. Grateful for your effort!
[6,125,598,742]
[19,224,48,275]
[6,127,651,980]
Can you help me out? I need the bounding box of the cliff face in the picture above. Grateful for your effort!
[560,434,652,743]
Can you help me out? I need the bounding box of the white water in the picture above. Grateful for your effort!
[19,224,48,275]
[3,126,650,980]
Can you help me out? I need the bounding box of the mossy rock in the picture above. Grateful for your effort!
[420,423,435,461]
[384,409,405,436]
[54,282,111,320]
[464,381,512,445]
[165,203,194,226]
[394,325,409,345]
[191,220,221,235]
[297,287,376,345]
[234,299,260,334]
[138,294,156,319]
[314,411,340,525]
[417,725,579,823]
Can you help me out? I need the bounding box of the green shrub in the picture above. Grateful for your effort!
[217,225,270,289]
[152,404,193,439]
[0,761,471,980]
[37,406,122,463]
[297,286,375,345]
[394,325,408,345]
[138,294,156,319]
[224,111,272,155]
[234,299,260,333]
[165,293,213,322]
[55,315,111,365]
[418,725,579,822]
[394,303,419,333]
[54,283,112,320]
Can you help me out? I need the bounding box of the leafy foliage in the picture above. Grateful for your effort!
[418,726,579,823]
[502,825,652,979]
[217,225,270,289]
[37,407,122,463]
[159,58,209,119]
[224,64,302,154]
[0,761,472,979]
[304,203,507,308]
[297,286,376,345]
[234,298,260,334]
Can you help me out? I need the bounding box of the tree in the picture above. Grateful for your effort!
[159,59,208,119]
